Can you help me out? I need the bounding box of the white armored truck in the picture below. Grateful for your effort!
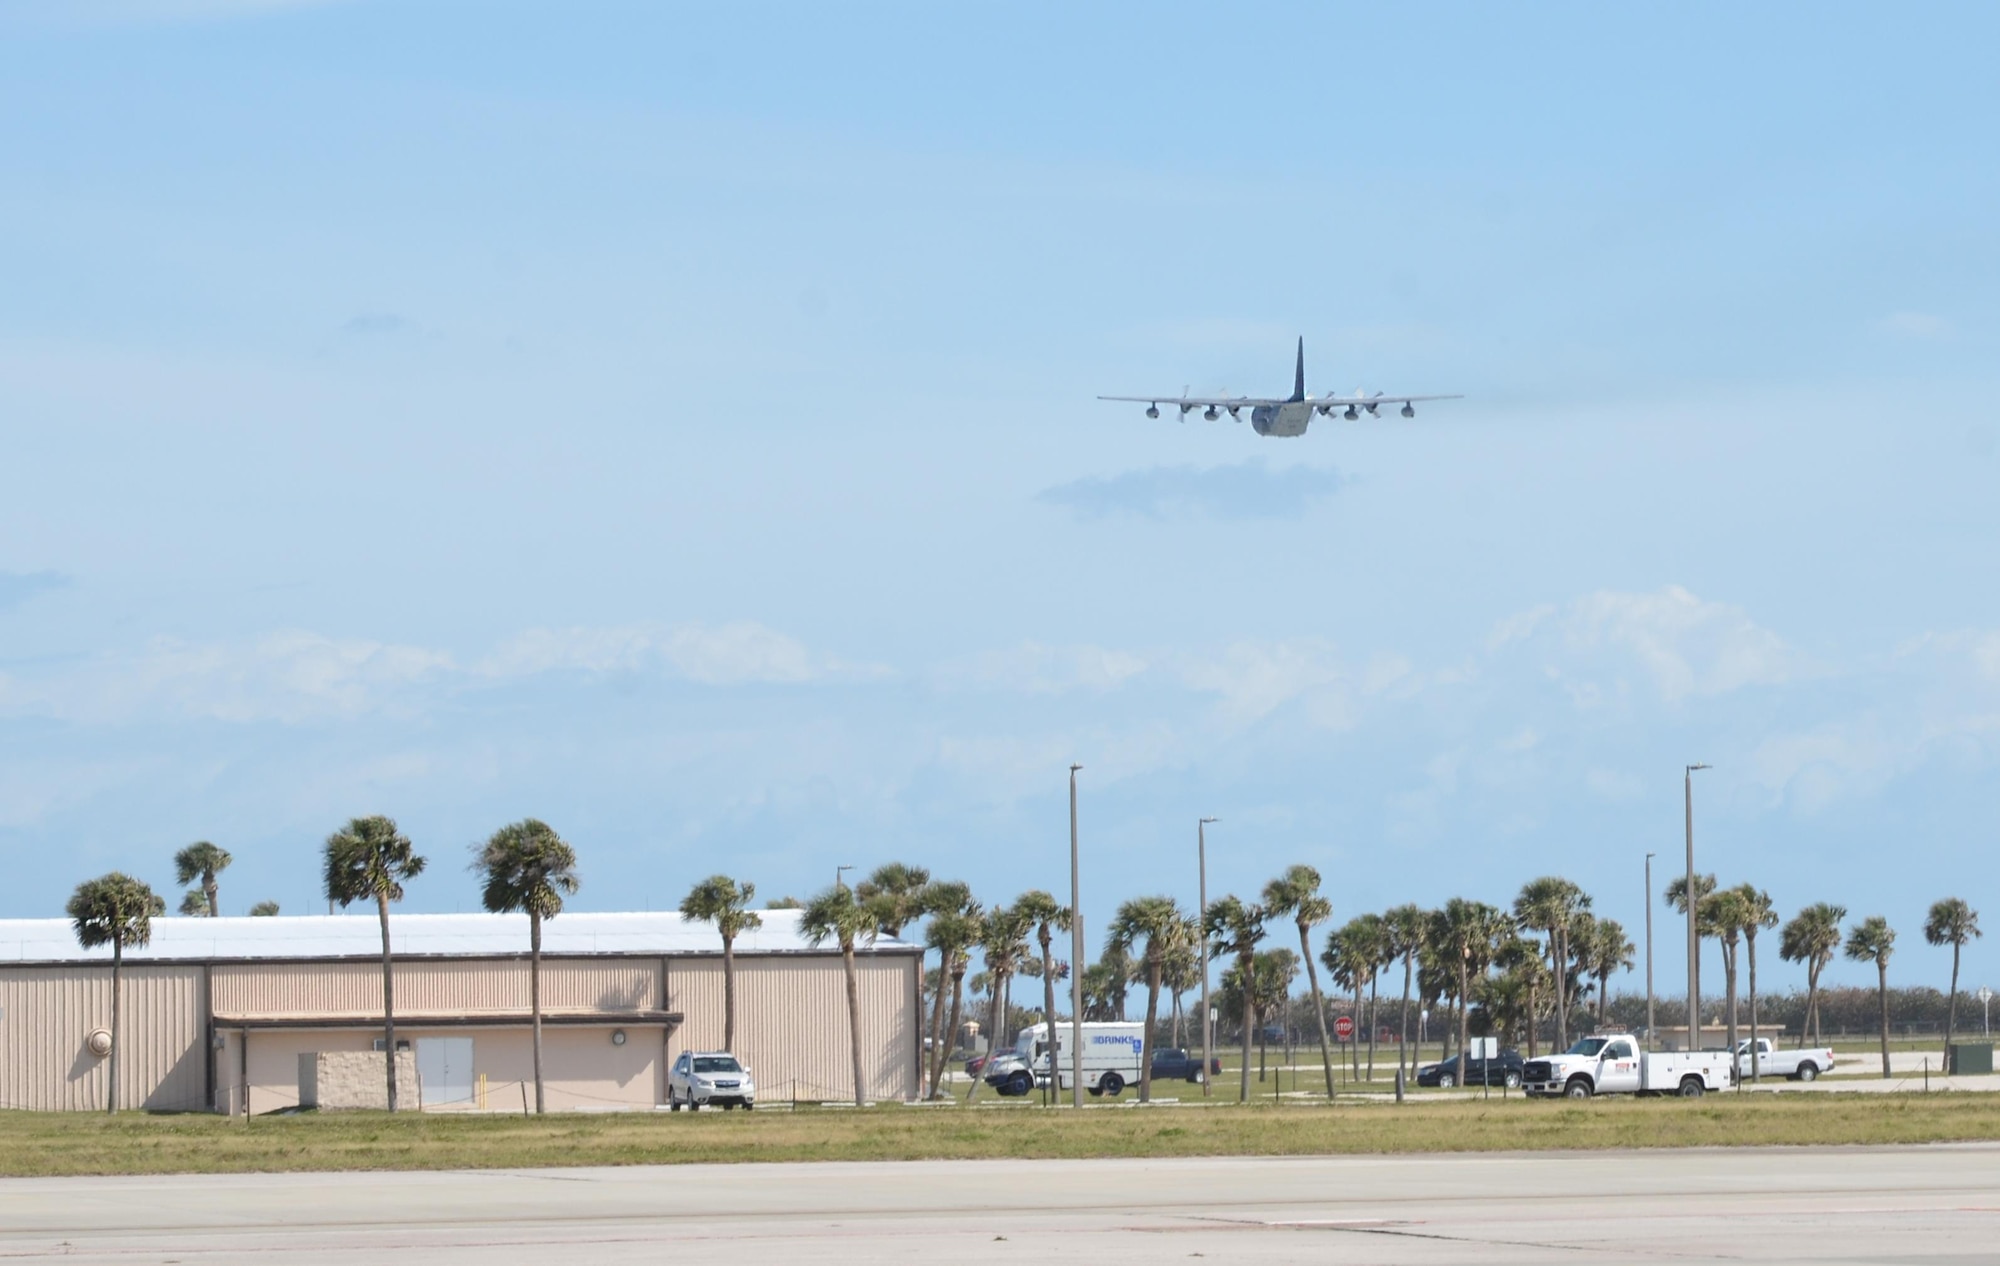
[1522,1033,1735,1099]
[982,1022,1145,1097]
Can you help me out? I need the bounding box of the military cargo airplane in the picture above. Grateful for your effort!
[1100,338,1460,437]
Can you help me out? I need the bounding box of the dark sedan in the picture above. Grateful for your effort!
[1149,1048,1223,1082]
[1415,1050,1526,1088]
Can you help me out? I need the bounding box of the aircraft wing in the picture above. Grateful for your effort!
[1097,394,1281,408]
[1310,393,1465,406]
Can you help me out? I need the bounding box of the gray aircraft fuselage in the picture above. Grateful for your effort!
[1250,401,1314,438]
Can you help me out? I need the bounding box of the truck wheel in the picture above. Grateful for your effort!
[1006,1071,1033,1097]
[669,1095,682,1112]
[1438,1072,1456,1089]
[1087,1086,1103,1098]
[1677,1076,1705,1098]
[1100,1073,1124,1097]
[1563,1078,1593,1100]
[1504,1072,1522,1089]
[1796,1063,1818,1082]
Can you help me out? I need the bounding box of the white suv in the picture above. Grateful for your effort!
[669,1051,756,1111]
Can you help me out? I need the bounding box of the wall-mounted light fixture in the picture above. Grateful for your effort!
[611,1029,627,1046]
[86,1028,112,1057]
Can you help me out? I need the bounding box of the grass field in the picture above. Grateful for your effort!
[6,1093,2000,1178]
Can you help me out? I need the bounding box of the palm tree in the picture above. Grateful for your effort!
[1844,916,1897,1079]
[679,874,763,1054]
[1383,904,1429,1078]
[473,818,579,1115]
[1437,898,1509,1072]
[1416,934,1452,1062]
[171,841,232,917]
[1203,895,1267,1102]
[248,900,280,917]
[178,890,210,916]
[1319,923,1365,1082]
[857,863,932,938]
[924,902,982,1098]
[66,872,164,1113]
[1706,887,1750,1060]
[916,880,974,1093]
[1263,865,1338,1099]
[1492,934,1551,1055]
[323,815,425,1111]
[1779,902,1845,1046]
[1323,914,1389,1082]
[1726,886,1777,1080]
[1925,898,1982,1072]
[1582,917,1635,1031]
[967,901,1032,1103]
[1160,917,1200,1048]
[1513,876,1591,1050]
[1106,895,1185,1102]
[1013,890,1071,1100]
[1246,948,1299,1083]
[1665,872,1718,1033]
[801,883,880,1105]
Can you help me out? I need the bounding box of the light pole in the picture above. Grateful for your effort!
[836,864,853,890]
[1980,986,1994,1038]
[1644,851,1656,1045]
[1684,764,1709,1050]
[1198,817,1218,1099]
[1068,764,1085,1110]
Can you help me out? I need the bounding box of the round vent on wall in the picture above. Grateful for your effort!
[86,1028,113,1057]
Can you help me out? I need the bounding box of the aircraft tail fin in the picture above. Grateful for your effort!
[1289,337,1306,402]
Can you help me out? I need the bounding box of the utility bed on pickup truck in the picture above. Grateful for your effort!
[1522,1034,1736,1099]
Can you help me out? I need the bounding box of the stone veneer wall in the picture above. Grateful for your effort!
[298,1049,420,1111]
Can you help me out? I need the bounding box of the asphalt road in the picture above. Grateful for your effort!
[3,1146,1996,1264]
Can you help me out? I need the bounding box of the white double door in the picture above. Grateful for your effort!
[416,1037,475,1107]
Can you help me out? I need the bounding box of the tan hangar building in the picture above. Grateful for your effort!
[0,910,921,1113]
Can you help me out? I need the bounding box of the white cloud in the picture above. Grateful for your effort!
[10,0,340,28]
[1175,637,1353,727]
[938,643,1149,695]
[0,632,452,725]
[1880,311,1954,340]
[0,620,875,725]
[476,621,886,687]
[1585,768,1644,801]
[1499,585,1797,703]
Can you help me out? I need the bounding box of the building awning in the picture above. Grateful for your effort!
[215,1010,682,1031]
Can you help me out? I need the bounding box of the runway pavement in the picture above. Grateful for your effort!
[3,1145,1997,1264]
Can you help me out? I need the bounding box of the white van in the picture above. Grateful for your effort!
[982,1021,1145,1097]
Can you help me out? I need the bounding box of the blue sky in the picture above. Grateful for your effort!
[3,1,1998,999]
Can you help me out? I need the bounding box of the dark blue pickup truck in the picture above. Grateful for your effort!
[1149,1048,1222,1082]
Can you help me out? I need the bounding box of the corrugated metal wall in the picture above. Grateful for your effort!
[2,949,918,1111]
[0,965,206,1112]
[212,957,660,1018]
[666,953,918,1102]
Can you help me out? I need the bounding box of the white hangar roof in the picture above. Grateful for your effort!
[0,909,917,964]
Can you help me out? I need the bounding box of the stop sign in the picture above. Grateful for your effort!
[1333,1015,1355,1041]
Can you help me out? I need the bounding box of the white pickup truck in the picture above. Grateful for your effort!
[1522,1033,1736,1099]
[1735,1038,1834,1082]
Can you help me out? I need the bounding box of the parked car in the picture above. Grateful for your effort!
[1734,1038,1834,1082]
[1149,1048,1222,1083]
[1415,1049,1527,1088]
[668,1051,756,1111]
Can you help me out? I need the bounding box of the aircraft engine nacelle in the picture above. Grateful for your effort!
[1251,405,1276,435]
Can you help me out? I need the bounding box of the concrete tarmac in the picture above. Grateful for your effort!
[3,1146,1997,1264]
